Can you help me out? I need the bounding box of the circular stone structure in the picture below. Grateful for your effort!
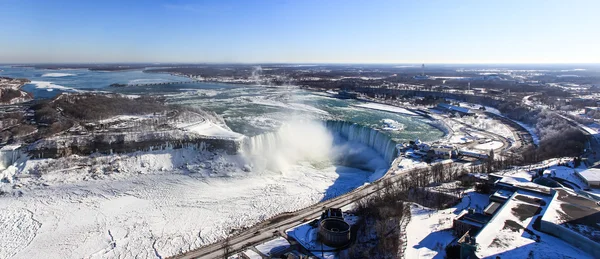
[318,218,351,247]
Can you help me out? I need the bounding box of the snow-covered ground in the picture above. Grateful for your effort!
[473,141,504,150]
[0,134,383,259]
[405,190,489,259]
[354,103,418,116]
[453,115,515,141]
[176,120,244,139]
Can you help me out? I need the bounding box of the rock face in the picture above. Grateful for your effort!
[27,130,242,159]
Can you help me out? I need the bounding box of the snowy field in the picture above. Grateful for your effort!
[453,115,515,141]
[0,146,379,258]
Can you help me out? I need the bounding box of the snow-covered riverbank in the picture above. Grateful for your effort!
[0,146,379,258]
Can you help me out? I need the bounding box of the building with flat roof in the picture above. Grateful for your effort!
[541,189,600,257]
[452,208,492,237]
[576,168,600,188]
[474,189,552,258]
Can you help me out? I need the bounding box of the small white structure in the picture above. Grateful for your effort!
[576,168,600,188]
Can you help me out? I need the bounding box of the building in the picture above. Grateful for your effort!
[540,189,600,258]
[454,173,600,258]
[436,103,475,116]
[452,208,491,237]
[457,233,478,259]
[431,144,458,159]
[318,208,351,248]
[473,189,553,258]
[576,168,600,188]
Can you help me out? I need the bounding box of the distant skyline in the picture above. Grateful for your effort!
[1,0,599,64]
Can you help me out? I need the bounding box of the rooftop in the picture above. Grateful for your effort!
[542,189,600,244]
[579,168,600,182]
[498,175,553,195]
[456,210,492,227]
[484,201,503,215]
[476,189,553,258]
[492,189,514,200]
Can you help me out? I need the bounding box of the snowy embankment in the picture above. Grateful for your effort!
[176,119,244,139]
[354,102,418,116]
[512,120,540,146]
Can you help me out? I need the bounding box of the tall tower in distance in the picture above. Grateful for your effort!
[421,64,425,76]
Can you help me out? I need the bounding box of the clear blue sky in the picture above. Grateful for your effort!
[0,0,598,63]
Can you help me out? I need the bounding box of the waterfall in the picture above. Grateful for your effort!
[324,120,398,164]
[242,120,398,168]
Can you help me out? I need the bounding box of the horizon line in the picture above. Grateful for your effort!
[2,62,600,66]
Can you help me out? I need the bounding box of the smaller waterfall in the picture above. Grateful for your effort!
[0,145,24,169]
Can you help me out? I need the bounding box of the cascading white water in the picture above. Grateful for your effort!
[0,145,23,170]
[241,120,397,175]
[242,120,335,173]
[324,120,398,164]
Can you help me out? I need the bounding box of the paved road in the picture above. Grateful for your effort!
[169,159,410,259]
